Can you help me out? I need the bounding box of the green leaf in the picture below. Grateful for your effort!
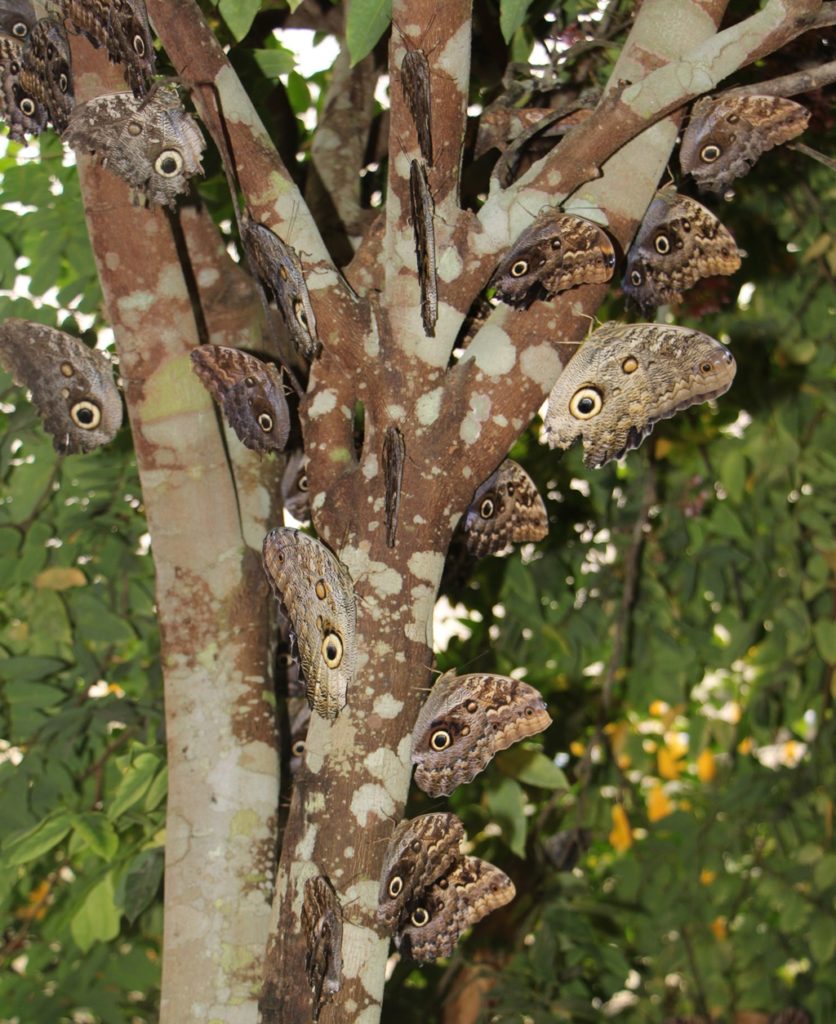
[0,656,67,681]
[71,812,119,861]
[812,620,836,664]
[500,0,535,43]
[2,811,71,866]
[107,752,160,820]
[123,850,164,924]
[485,777,528,857]
[809,914,836,964]
[252,47,296,78]
[70,873,121,952]
[345,0,392,66]
[496,747,569,790]
[813,852,836,890]
[218,0,260,41]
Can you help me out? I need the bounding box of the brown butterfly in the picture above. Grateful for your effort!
[409,159,437,337]
[680,93,810,193]
[190,345,290,454]
[57,0,155,97]
[492,211,616,307]
[17,17,74,134]
[622,188,743,314]
[461,458,548,558]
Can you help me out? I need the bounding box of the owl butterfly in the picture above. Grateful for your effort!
[262,528,356,719]
[0,0,35,40]
[0,319,122,453]
[301,875,342,1022]
[190,345,290,455]
[57,0,155,97]
[241,220,320,362]
[18,17,74,134]
[409,159,437,337]
[411,671,552,797]
[281,449,310,524]
[400,46,432,164]
[462,458,548,558]
[383,425,405,549]
[62,86,205,208]
[622,188,743,314]
[492,211,616,308]
[680,93,810,194]
[544,322,736,468]
[288,700,310,775]
[0,34,47,139]
[377,814,515,962]
[377,813,466,930]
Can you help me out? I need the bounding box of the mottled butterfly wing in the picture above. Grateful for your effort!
[190,345,290,454]
[281,449,310,523]
[63,87,205,208]
[622,188,743,313]
[0,0,36,40]
[396,856,516,962]
[288,700,311,775]
[408,159,437,337]
[377,813,465,930]
[383,425,405,548]
[19,17,74,133]
[680,93,810,193]
[301,875,342,1022]
[492,212,616,308]
[0,319,122,453]
[411,671,552,797]
[544,322,736,468]
[0,34,47,139]
[241,220,320,362]
[57,0,155,97]
[462,458,548,558]
[400,47,432,164]
[262,528,356,720]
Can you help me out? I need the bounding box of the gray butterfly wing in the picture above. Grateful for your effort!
[680,94,810,193]
[301,875,342,1021]
[262,529,356,719]
[544,322,736,468]
[19,17,74,133]
[411,671,552,797]
[0,319,122,453]
[396,856,515,962]
[377,813,465,929]
[63,87,205,208]
[462,459,548,558]
[0,0,36,39]
[190,345,290,454]
[0,35,47,140]
[281,449,310,523]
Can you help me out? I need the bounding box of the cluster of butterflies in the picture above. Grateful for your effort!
[0,0,205,207]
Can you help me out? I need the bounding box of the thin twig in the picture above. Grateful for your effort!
[728,59,836,98]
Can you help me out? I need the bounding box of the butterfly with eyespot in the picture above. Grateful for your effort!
[462,458,548,558]
[62,86,205,208]
[56,0,155,97]
[409,159,437,337]
[377,813,515,962]
[0,0,35,40]
[0,318,123,453]
[241,220,321,363]
[622,188,743,314]
[400,47,432,164]
[411,671,552,797]
[190,345,291,455]
[492,210,616,308]
[680,93,810,194]
[288,700,310,775]
[281,449,310,524]
[0,33,47,139]
[262,528,356,720]
[544,322,736,468]
[301,875,342,1022]
[17,17,74,134]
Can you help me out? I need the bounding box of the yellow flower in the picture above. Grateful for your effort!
[699,869,717,886]
[697,749,716,783]
[658,745,684,780]
[738,736,753,755]
[710,916,728,941]
[609,805,633,852]
[569,740,586,757]
[649,700,669,717]
[647,783,674,822]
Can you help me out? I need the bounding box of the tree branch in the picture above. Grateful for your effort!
[727,59,836,98]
